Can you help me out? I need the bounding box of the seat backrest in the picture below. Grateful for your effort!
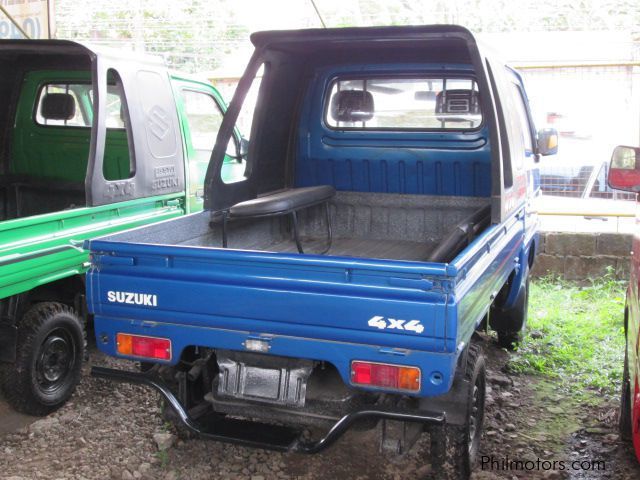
[329,90,374,123]
[40,93,76,121]
[435,89,481,124]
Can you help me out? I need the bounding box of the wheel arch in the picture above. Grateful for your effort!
[27,275,86,306]
[0,275,86,363]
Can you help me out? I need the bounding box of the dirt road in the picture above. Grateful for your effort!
[0,398,34,436]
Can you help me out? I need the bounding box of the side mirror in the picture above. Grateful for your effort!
[240,137,249,158]
[537,128,558,156]
[226,136,249,163]
[608,145,640,192]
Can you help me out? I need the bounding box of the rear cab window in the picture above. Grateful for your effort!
[6,69,134,219]
[31,76,134,182]
[325,77,482,130]
[35,83,91,127]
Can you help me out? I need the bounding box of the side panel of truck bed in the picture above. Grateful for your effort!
[1,194,183,299]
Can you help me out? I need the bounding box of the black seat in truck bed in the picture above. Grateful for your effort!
[228,185,335,217]
[221,185,335,254]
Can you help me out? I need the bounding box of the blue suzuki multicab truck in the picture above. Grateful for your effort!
[85,26,556,479]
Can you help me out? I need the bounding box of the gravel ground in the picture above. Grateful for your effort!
[1,335,639,480]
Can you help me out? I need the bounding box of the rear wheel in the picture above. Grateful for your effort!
[428,343,486,480]
[1,303,84,416]
[492,265,529,350]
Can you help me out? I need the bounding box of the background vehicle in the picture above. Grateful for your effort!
[608,145,640,463]
[0,40,240,415]
[537,158,636,232]
[86,26,556,479]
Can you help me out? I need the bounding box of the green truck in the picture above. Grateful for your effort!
[0,40,242,415]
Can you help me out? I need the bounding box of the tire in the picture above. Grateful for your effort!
[493,266,530,350]
[619,322,632,442]
[497,327,525,351]
[1,302,84,416]
[429,343,486,480]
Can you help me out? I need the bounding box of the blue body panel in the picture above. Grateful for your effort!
[93,316,459,397]
[295,64,492,197]
[87,205,527,398]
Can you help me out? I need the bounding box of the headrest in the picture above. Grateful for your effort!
[41,93,76,121]
[435,89,480,119]
[330,90,374,123]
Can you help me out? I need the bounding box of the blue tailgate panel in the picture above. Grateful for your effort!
[88,244,457,396]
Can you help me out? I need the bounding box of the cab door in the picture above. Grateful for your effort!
[505,70,538,247]
[173,80,238,213]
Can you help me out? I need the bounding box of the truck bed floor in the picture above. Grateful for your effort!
[267,237,435,261]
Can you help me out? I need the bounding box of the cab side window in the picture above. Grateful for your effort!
[101,72,135,181]
[180,89,225,198]
[507,81,535,180]
[181,90,224,159]
[509,83,534,154]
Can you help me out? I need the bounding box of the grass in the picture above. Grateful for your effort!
[155,449,169,468]
[508,269,626,397]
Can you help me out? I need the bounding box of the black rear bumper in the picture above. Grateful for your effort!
[92,365,445,453]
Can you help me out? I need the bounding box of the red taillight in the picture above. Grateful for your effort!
[116,333,171,361]
[351,361,420,392]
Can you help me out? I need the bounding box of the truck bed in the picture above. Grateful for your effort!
[268,237,432,261]
[87,191,522,398]
[110,191,488,262]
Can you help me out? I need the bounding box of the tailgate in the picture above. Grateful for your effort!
[86,239,454,354]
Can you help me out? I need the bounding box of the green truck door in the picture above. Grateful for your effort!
[173,79,242,213]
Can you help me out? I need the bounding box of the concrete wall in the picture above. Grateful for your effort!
[532,232,633,280]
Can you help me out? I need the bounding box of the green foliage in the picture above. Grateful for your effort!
[508,270,626,397]
[155,449,169,468]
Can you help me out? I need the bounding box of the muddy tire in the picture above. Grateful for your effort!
[496,329,524,351]
[428,342,486,480]
[493,266,529,350]
[1,303,84,416]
